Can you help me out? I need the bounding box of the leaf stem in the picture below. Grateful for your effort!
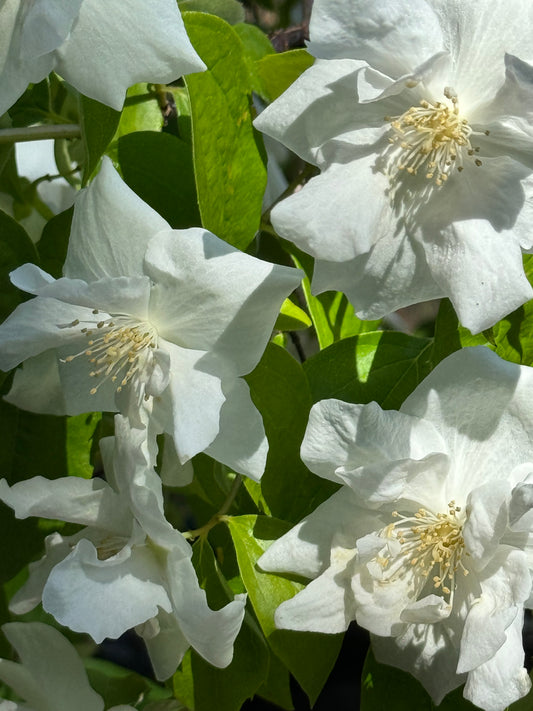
[183,474,243,540]
[0,124,81,144]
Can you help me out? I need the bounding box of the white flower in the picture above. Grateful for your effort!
[0,0,205,114]
[259,347,533,711]
[255,0,533,333]
[0,158,301,479]
[0,414,246,678]
[0,621,135,711]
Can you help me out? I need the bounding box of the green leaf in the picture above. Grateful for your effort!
[79,95,121,184]
[310,291,381,347]
[117,131,200,228]
[85,657,172,709]
[179,0,245,24]
[66,412,102,479]
[183,12,267,250]
[233,23,275,99]
[289,249,379,347]
[7,80,53,128]
[360,650,434,711]
[508,678,533,710]
[256,50,314,101]
[255,648,293,710]
[0,209,38,323]
[114,83,163,139]
[491,301,533,366]
[246,343,338,522]
[275,298,311,331]
[173,651,195,710]
[360,649,517,711]
[228,515,343,706]
[431,299,489,367]
[175,539,269,711]
[37,206,73,279]
[0,501,43,585]
[304,331,433,409]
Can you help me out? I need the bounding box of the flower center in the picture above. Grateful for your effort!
[378,501,468,599]
[384,88,484,186]
[96,534,129,561]
[62,310,158,396]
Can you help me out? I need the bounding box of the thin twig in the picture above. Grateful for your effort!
[183,475,243,540]
[0,124,81,144]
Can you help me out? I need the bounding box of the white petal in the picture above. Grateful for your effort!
[12,270,152,320]
[9,533,72,615]
[458,547,531,673]
[400,594,451,624]
[308,0,443,77]
[419,159,533,333]
[54,0,205,111]
[274,559,356,633]
[110,415,190,553]
[137,610,190,681]
[0,0,54,116]
[42,538,172,643]
[271,157,393,262]
[509,476,533,532]
[168,555,245,668]
[145,228,301,374]
[371,625,465,704]
[312,239,443,321]
[152,341,226,462]
[254,58,379,166]
[159,435,194,487]
[429,0,533,103]
[64,159,169,282]
[0,296,95,372]
[301,399,447,493]
[20,0,82,57]
[352,563,412,637]
[463,609,531,711]
[477,55,533,171]
[0,622,104,711]
[401,347,533,498]
[204,378,267,480]
[463,480,511,568]
[0,476,130,533]
[259,487,371,579]
[5,351,66,415]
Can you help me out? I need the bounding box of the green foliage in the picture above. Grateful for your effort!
[228,515,343,705]
[233,23,275,99]
[85,657,173,709]
[289,249,380,347]
[304,331,433,410]
[257,50,314,101]
[275,298,312,331]
[183,12,267,250]
[79,95,121,184]
[37,206,73,278]
[431,299,489,366]
[117,131,200,228]
[361,650,533,711]
[0,209,38,323]
[114,83,163,138]
[179,0,245,24]
[246,343,338,523]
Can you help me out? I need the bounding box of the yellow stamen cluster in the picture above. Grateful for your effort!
[384,88,486,186]
[61,311,157,395]
[381,501,468,600]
